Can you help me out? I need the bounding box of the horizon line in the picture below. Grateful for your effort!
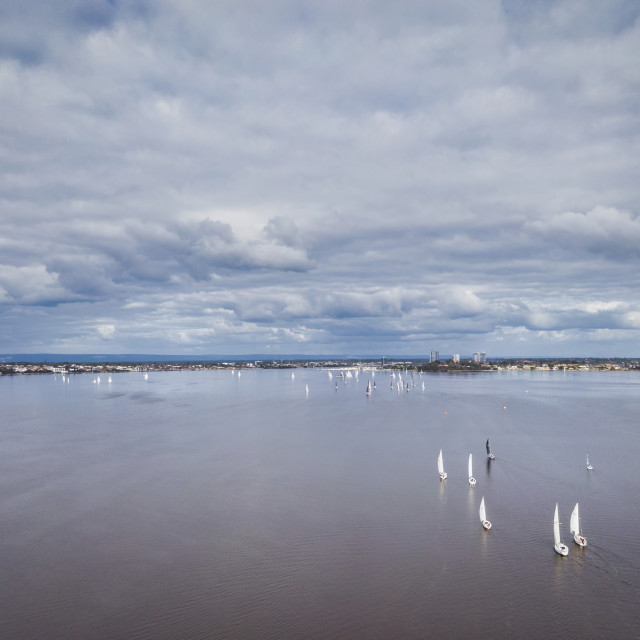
[1,352,638,362]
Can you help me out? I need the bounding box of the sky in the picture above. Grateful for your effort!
[1,0,639,358]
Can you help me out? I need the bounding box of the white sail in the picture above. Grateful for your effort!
[570,502,587,546]
[468,453,473,478]
[570,502,580,535]
[366,380,371,395]
[438,450,444,475]
[479,497,486,523]
[554,503,561,546]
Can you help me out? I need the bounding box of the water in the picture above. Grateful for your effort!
[1,369,639,639]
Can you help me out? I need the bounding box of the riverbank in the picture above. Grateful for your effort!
[1,357,638,376]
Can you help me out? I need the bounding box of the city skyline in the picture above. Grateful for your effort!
[1,1,639,357]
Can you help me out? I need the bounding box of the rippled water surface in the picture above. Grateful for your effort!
[1,369,639,639]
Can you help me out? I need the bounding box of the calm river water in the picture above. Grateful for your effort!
[1,368,639,639]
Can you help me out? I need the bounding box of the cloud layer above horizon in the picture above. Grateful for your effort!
[1,0,639,356]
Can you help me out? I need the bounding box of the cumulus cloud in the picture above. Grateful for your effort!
[96,324,115,339]
[528,206,640,258]
[0,265,73,305]
[439,287,488,319]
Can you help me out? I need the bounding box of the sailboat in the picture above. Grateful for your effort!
[366,380,371,396]
[437,449,447,480]
[486,438,495,460]
[468,453,476,485]
[479,497,492,530]
[586,452,593,470]
[554,503,569,556]
[570,502,587,546]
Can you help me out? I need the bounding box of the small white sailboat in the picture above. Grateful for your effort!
[366,380,371,396]
[437,449,447,480]
[570,502,587,546]
[144,372,149,380]
[586,452,593,470]
[486,438,495,461]
[554,503,569,556]
[479,497,492,530]
[305,383,309,397]
[468,453,476,485]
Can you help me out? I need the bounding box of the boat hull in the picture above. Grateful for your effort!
[554,543,569,556]
[468,477,476,485]
[439,472,447,480]
[482,520,492,530]
[573,534,587,547]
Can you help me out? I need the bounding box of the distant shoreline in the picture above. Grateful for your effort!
[1,357,638,376]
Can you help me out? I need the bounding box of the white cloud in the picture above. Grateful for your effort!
[440,287,488,318]
[0,265,71,305]
[527,206,640,258]
[96,324,115,339]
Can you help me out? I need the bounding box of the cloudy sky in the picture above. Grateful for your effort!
[1,0,639,357]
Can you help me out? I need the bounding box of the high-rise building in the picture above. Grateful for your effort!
[453,354,460,363]
[473,352,487,363]
[430,350,439,363]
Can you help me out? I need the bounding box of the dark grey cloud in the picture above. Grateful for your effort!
[0,0,639,356]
